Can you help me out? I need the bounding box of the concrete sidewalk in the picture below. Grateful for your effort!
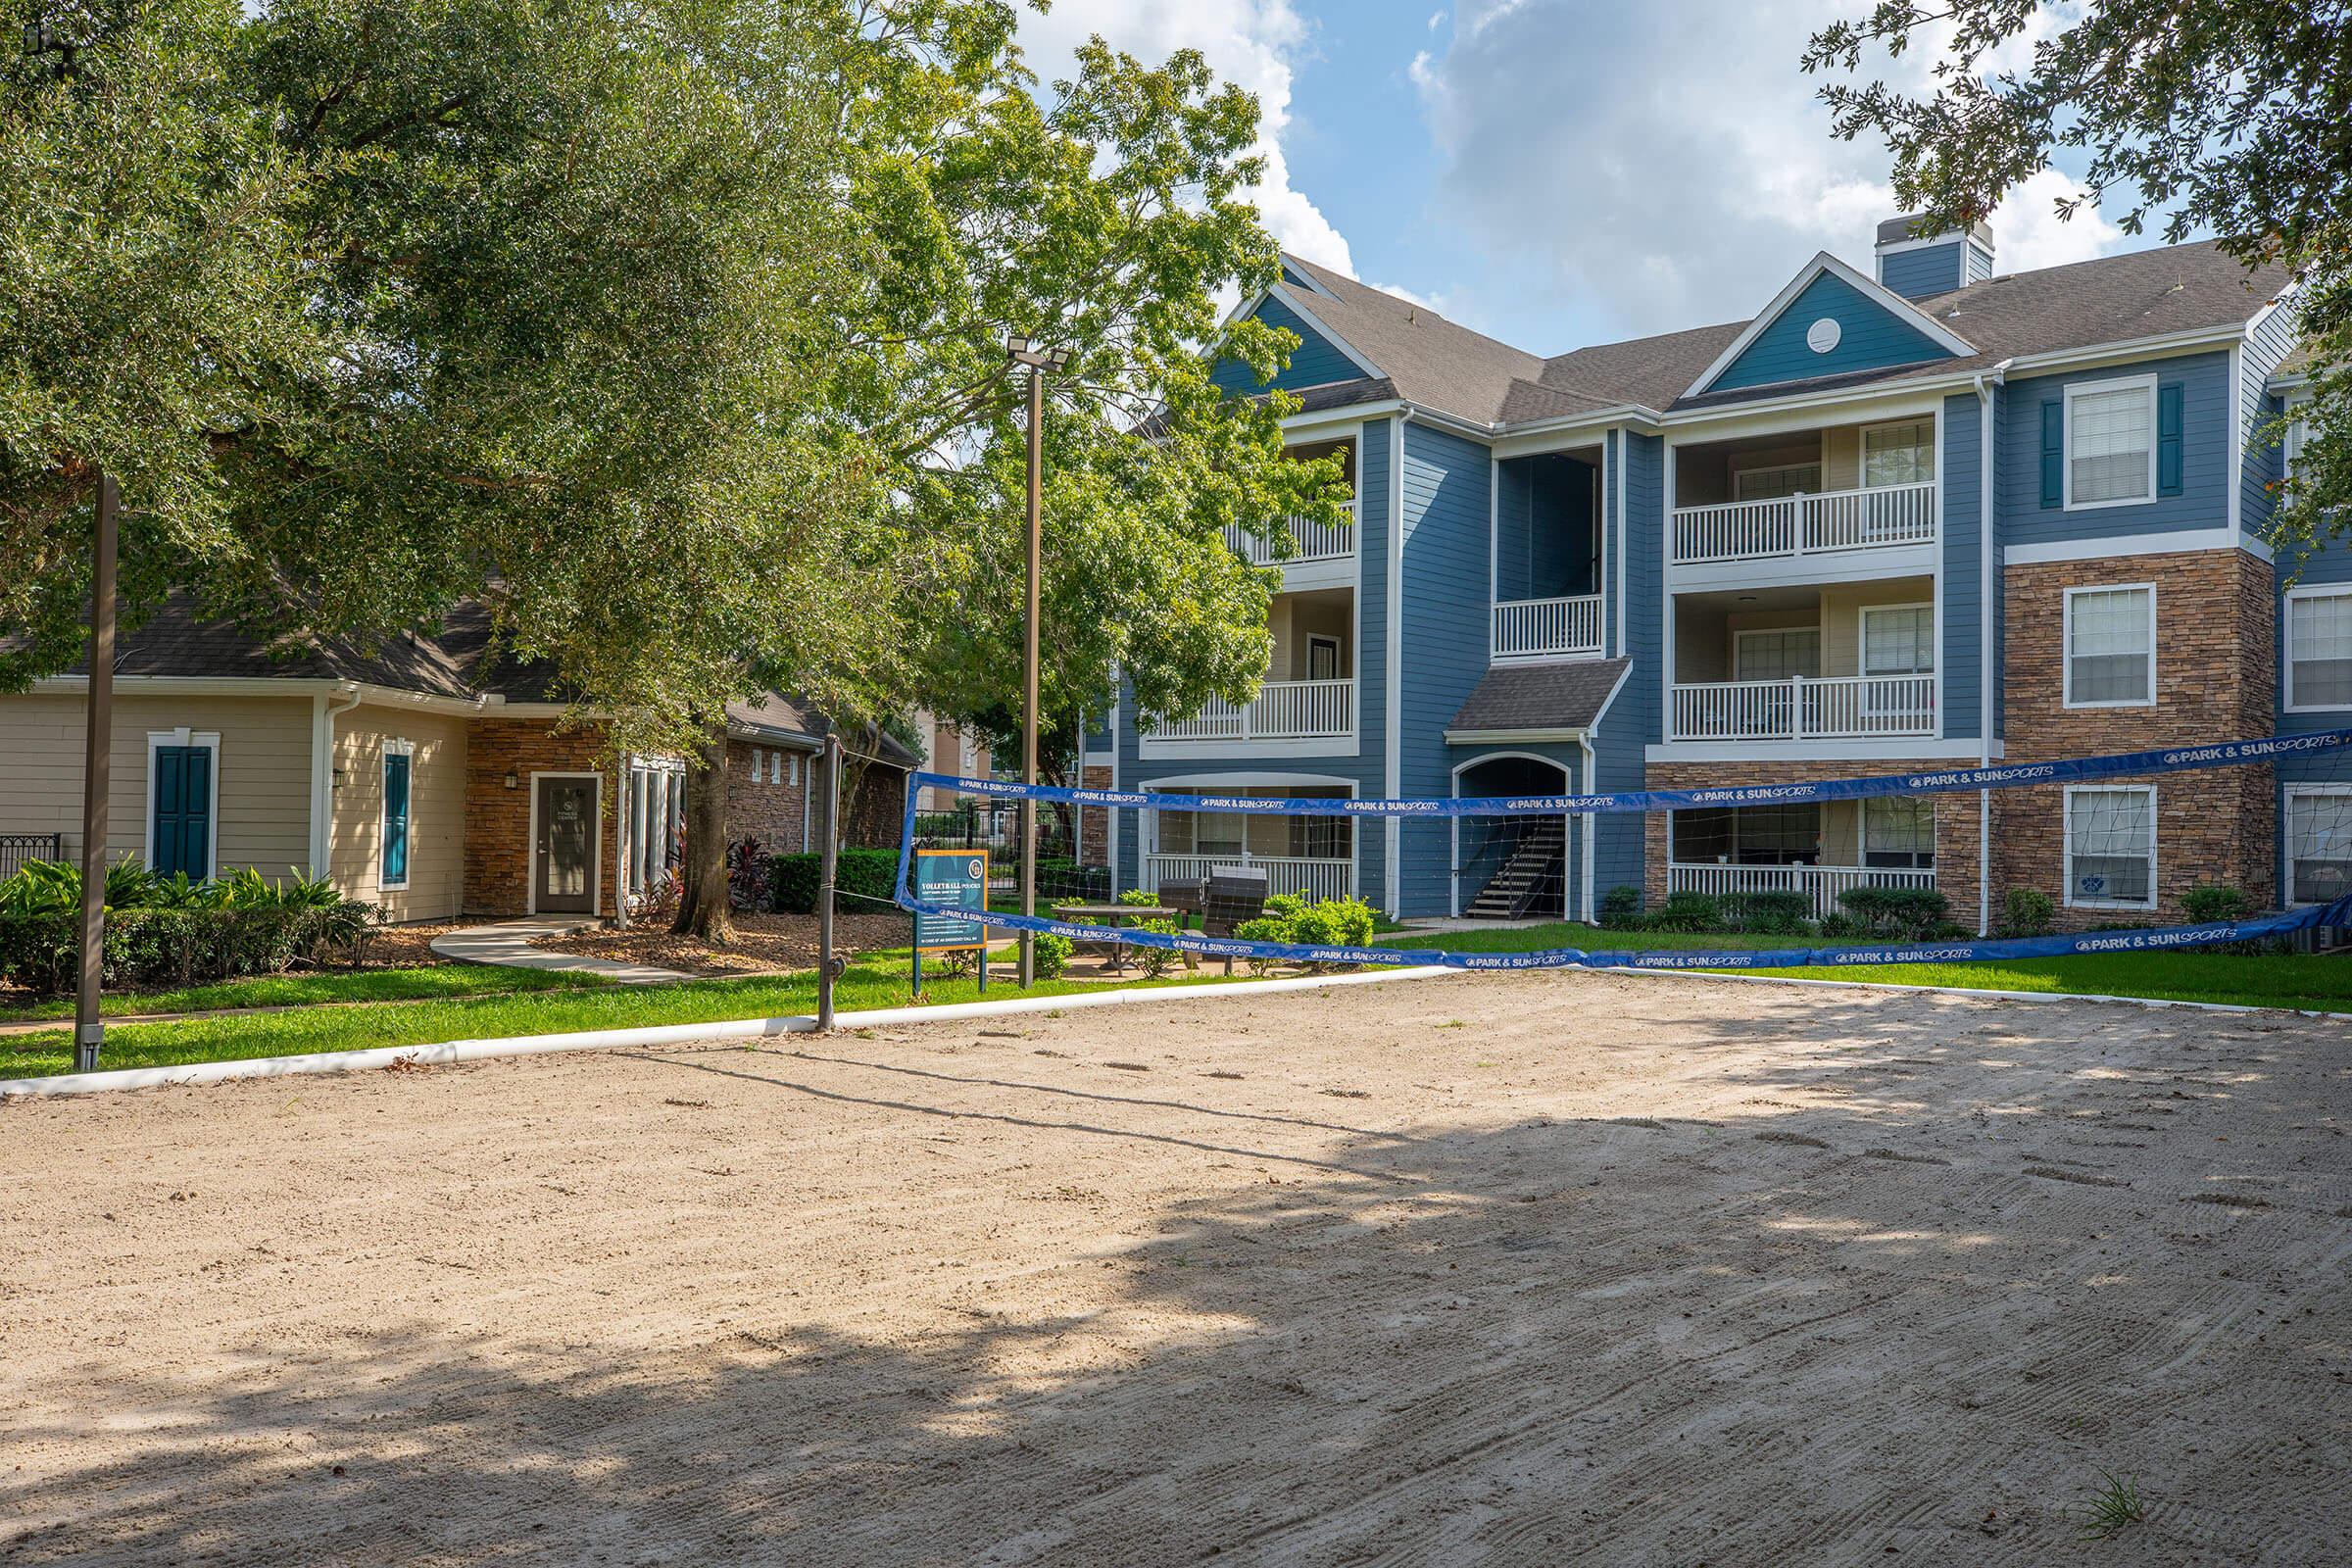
[428,918,692,984]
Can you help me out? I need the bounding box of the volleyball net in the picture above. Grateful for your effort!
[895,727,2352,973]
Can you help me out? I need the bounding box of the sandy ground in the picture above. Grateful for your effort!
[1,972,2346,1567]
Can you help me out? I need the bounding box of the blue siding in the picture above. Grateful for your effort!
[1396,421,1494,916]
[1710,271,1955,392]
[1998,351,2233,550]
[1209,293,1363,397]
[1879,241,1963,301]
[1965,241,1994,284]
[1940,391,1984,742]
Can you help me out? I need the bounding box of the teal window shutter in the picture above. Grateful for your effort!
[2039,399,2064,509]
[152,744,212,880]
[2156,382,2184,496]
[382,752,411,886]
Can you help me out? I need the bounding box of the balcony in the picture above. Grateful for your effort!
[1148,677,1355,745]
[1670,673,1935,742]
[1493,594,1603,661]
[1672,481,1936,567]
[1222,514,1354,567]
[1667,862,1937,921]
[1145,854,1352,903]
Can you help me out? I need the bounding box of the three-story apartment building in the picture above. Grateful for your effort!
[1091,218,2347,933]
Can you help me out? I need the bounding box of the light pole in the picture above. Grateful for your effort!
[1004,334,1067,987]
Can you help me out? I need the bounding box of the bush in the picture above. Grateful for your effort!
[768,849,901,914]
[2183,883,2253,924]
[1836,885,1951,942]
[1598,885,1642,929]
[2000,886,2056,938]
[1032,931,1073,981]
[1645,891,1722,933]
[1128,918,1183,977]
[0,858,378,993]
[1235,895,1378,969]
[726,837,774,911]
[1716,890,1814,935]
[1118,887,1162,908]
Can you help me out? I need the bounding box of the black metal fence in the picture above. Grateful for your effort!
[0,832,65,883]
[912,801,1108,904]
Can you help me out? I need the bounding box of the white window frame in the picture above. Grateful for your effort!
[1305,632,1343,682]
[2062,582,2157,710]
[2063,784,2158,911]
[1858,602,1936,676]
[1732,625,1822,682]
[380,737,415,892]
[2283,583,2352,713]
[1732,461,1823,503]
[2284,784,2352,906]
[2062,371,2159,512]
[1859,419,1934,490]
[143,728,222,883]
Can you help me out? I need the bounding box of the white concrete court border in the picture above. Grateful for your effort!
[0,964,1460,1100]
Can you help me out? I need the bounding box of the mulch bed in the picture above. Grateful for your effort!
[530,910,914,978]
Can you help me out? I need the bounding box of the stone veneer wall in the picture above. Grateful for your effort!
[1079,763,1113,867]
[726,738,813,856]
[463,720,621,918]
[1642,760,1984,930]
[1991,547,2276,928]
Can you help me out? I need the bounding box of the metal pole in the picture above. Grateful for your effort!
[816,734,841,1029]
[74,472,117,1075]
[1019,362,1043,987]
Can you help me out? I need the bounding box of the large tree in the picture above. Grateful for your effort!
[1804,1,2351,564]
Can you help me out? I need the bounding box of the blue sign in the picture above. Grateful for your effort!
[912,850,989,951]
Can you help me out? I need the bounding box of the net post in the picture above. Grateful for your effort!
[816,733,841,1030]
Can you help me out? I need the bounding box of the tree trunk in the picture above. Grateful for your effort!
[672,726,734,943]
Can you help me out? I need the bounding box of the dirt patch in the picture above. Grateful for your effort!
[1,972,2344,1564]
[529,909,912,976]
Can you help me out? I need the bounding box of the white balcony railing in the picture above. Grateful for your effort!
[1223,513,1356,567]
[1672,482,1936,566]
[1671,673,1935,742]
[1148,677,1356,745]
[1146,854,1352,903]
[1493,594,1603,660]
[1667,862,1938,921]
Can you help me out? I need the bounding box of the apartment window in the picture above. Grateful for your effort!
[1673,805,1820,866]
[1733,463,1821,502]
[1863,797,1935,869]
[1862,421,1933,488]
[2286,587,2352,710]
[1733,627,1821,682]
[382,741,414,891]
[2065,374,2157,508]
[2064,585,2156,708]
[1861,605,1934,676]
[2065,785,2156,909]
[2286,787,2352,906]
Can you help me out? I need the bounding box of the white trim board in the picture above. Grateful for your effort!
[1644,737,2003,765]
[2004,528,2271,565]
[143,728,221,882]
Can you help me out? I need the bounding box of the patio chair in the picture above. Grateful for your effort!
[1200,866,1271,975]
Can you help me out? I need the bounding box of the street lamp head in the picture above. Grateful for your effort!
[1046,346,1072,369]
[1004,333,1033,357]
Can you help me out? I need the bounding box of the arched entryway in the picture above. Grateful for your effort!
[1450,754,1574,920]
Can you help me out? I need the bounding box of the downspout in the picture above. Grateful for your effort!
[1577,733,1596,923]
[1972,362,2010,936]
[1386,411,1406,918]
[308,683,363,879]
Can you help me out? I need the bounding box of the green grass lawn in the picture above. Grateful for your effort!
[1391,922,2352,1012]
[0,960,1236,1080]
[0,963,612,1025]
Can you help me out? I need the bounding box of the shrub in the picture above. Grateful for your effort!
[768,848,901,914]
[2183,884,2253,924]
[1118,887,1162,908]
[2000,886,2056,938]
[1598,885,1642,928]
[1817,911,1863,941]
[1646,891,1722,933]
[0,858,378,993]
[1032,932,1073,981]
[1836,885,1951,942]
[726,837,775,911]
[1716,890,1814,935]
[1128,918,1183,977]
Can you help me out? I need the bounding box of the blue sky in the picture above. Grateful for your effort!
[1019,1,2139,357]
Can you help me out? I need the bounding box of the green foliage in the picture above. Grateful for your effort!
[1597,884,1642,928]
[1646,891,1724,934]
[1231,894,1376,967]
[1803,2,2352,567]
[1836,885,1952,942]
[2000,886,2057,938]
[1716,890,1815,935]
[1128,919,1184,978]
[1118,887,1162,907]
[1031,932,1073,981]
[768,850,901,915]
[2183,884,2253,924]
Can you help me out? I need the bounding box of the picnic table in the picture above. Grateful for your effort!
[1055,902,1183,974]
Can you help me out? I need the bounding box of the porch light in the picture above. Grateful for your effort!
[332,766,348,789]
[503,769,519,790]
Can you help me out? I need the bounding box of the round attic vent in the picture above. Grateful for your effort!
[1806,317,1842,354]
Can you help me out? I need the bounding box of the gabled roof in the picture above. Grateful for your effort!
[1249,238,2290,428]
[1446,658,1632,737]
[1682,251,1976,399]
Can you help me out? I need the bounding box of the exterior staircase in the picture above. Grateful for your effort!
[1464,818,1566,919]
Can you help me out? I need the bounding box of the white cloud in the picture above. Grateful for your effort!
[1412,0,2132,340]
[1015,0,1356,277]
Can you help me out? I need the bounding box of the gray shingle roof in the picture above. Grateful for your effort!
[1273,238,2290,425]
[1447,659,1631,736]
